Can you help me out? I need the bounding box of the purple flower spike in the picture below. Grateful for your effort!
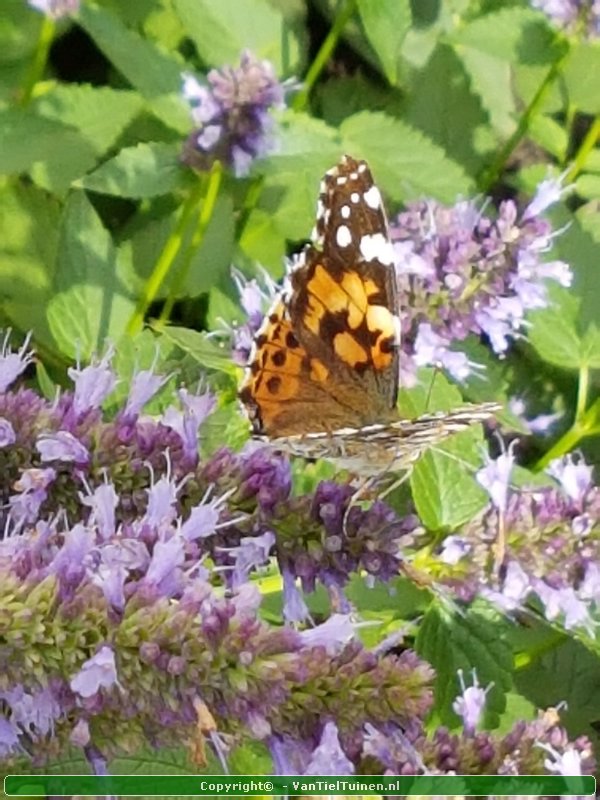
[70,646,118,698]
[181,51,290,176]
[36,430,90,465]
[0,331,34,392]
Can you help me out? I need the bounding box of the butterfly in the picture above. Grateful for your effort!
[239,155,500,477]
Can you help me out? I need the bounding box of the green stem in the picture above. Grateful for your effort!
[292,0,357,111]
[159,161,223,326]
[534,423,585,470]
[478,43,569,192]
[19,15,55,106]
[565,116,600,182]
[576,363,589,420]
[234,174,265,242]
[534,386,599,471]
[126,177,208,336]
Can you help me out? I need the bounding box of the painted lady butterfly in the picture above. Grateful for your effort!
[239,155,500,476]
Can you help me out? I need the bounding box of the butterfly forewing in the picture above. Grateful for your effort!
[287,155,400,420]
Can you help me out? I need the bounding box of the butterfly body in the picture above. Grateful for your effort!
[239,155,500,476]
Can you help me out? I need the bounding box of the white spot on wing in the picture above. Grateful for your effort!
[340,205,351,219]
[363,185,381,209]
[360,233,395,264]
[336,176,348,185]
[350,192,360,203]
[350,171,358,180]
[358,163,367,173]
[336,225,352,247]
[316,199,325,220]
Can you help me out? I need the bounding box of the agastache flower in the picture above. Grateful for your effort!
[388,186,572,383]
[181,51,288,176]
[429,451,600,634]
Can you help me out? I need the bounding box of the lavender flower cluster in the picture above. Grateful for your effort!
[426,446,600,640]
[181,51,288,177]
[0,334,593,776]
[390,181,571,385]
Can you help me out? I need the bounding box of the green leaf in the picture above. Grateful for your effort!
[356,0,411,85]
[121,191,234,297]
[452,7,560,64]
[261,112,341,241]
[456,46,514,137]
[0,108,96,179]
[411,433,490,530]
[159,326,238,376]
[416,601,513,727]
[79,3,182,95]
[35,361,58,401]
[400,371,491,529]
[77,3,190,133]
[46,192,135,360]
[528,114,568,161]
[528,284,600,370]
[173,0,300,74]
[451,7,563,135]
[0,184,60,350]
[81,142,193,198]
[238,208,287,272]
[515,635,600,745]
[563,40,600,114]
[340,111,474,203]
[31,85,144,156]
[575,173,600,200]
[404,44,489,174]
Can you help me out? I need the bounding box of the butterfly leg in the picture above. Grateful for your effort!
[342,474,380,535]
